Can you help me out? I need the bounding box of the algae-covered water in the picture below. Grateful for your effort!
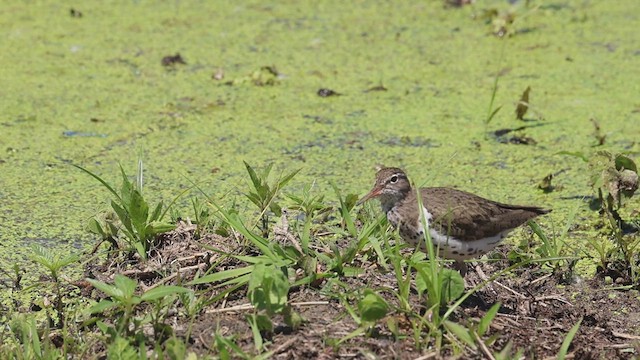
[1,1,639,271]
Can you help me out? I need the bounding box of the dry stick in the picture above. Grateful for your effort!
[475,265,527,299]
[605,343,634,349]
[199,333,213,351]
[272,337,297,355]
[413,352,438,360]
[206,301,330,314]
[612,331,640,340]
[145,263,208,291]
[530,272,553,285]
[534,295,572,306]
[496,312,537,322]
[175,252,211,263]
[474,265,497,294]
[207,303,253,314]
[474,331,496,360]
[220,292,229,310]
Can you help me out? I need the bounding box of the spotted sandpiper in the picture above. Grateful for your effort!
[359,167,551,273]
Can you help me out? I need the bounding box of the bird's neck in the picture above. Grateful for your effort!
[379,189,411,214]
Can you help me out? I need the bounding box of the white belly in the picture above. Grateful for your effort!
[396,206,508,261]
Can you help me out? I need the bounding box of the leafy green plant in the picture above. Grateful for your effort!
[560,151,638,222]
[28,245,80,327]
[480,2,540,37]
[443,302,500,353]
[561,151,639,282]
[243,161,299,237]
[330,181,386,269]
[338,288,389,344]
[484,64,503,127]
[88,274,191,340]
[0,263,24,290]
[212,332,253,360]
[191,197,215,239]
[589,152,638,219]
[5,315,64,360]
[74,162,177,259]
[286,181,332,253]
[530,204,579,277]
[246,263,302,350]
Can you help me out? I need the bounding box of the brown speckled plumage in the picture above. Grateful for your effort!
[359,167,551,272]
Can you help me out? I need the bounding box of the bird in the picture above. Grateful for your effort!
[358,167,551,274]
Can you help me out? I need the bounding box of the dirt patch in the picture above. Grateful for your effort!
[82,226,640,359]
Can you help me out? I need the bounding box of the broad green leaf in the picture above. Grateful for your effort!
[444,320,476,349]
[255,313,274,332]
[248,263,289,314]
[478,302,501,336]
[439,268,465,304]
[111,200,134,234]
[283,305,304,329]
[86,278,123,299]
[114,274,137,299]
[615,154,637,172]
[415,265,431,295]
[269,202,282,217]
[133,242,147,260]
[358,289,388,324]
[146,221,176,235]
[88,218,106,237]
[89,299,118,314]
[129,189,149,237]
[244,161,262,190]
[119,165,134,208]
[149,201,163,222]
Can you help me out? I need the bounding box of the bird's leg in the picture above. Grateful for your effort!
[454,260,468,276]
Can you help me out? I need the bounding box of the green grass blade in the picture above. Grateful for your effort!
[159,185,194,221]
[188,265,254,285]
[478,302,501,336]
[557,317,582,360]
[140,286,192,302]
[71,164,122,203]
[330,180,357,237]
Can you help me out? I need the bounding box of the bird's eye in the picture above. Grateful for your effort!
[389,175,398,183]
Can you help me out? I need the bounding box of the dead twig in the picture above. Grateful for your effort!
[272,337,297,355]
[474,331,496,360]
[612,331,640,340]
[534,295,573,306]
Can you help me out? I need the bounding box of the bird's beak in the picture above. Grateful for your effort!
[357,186,382,205]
